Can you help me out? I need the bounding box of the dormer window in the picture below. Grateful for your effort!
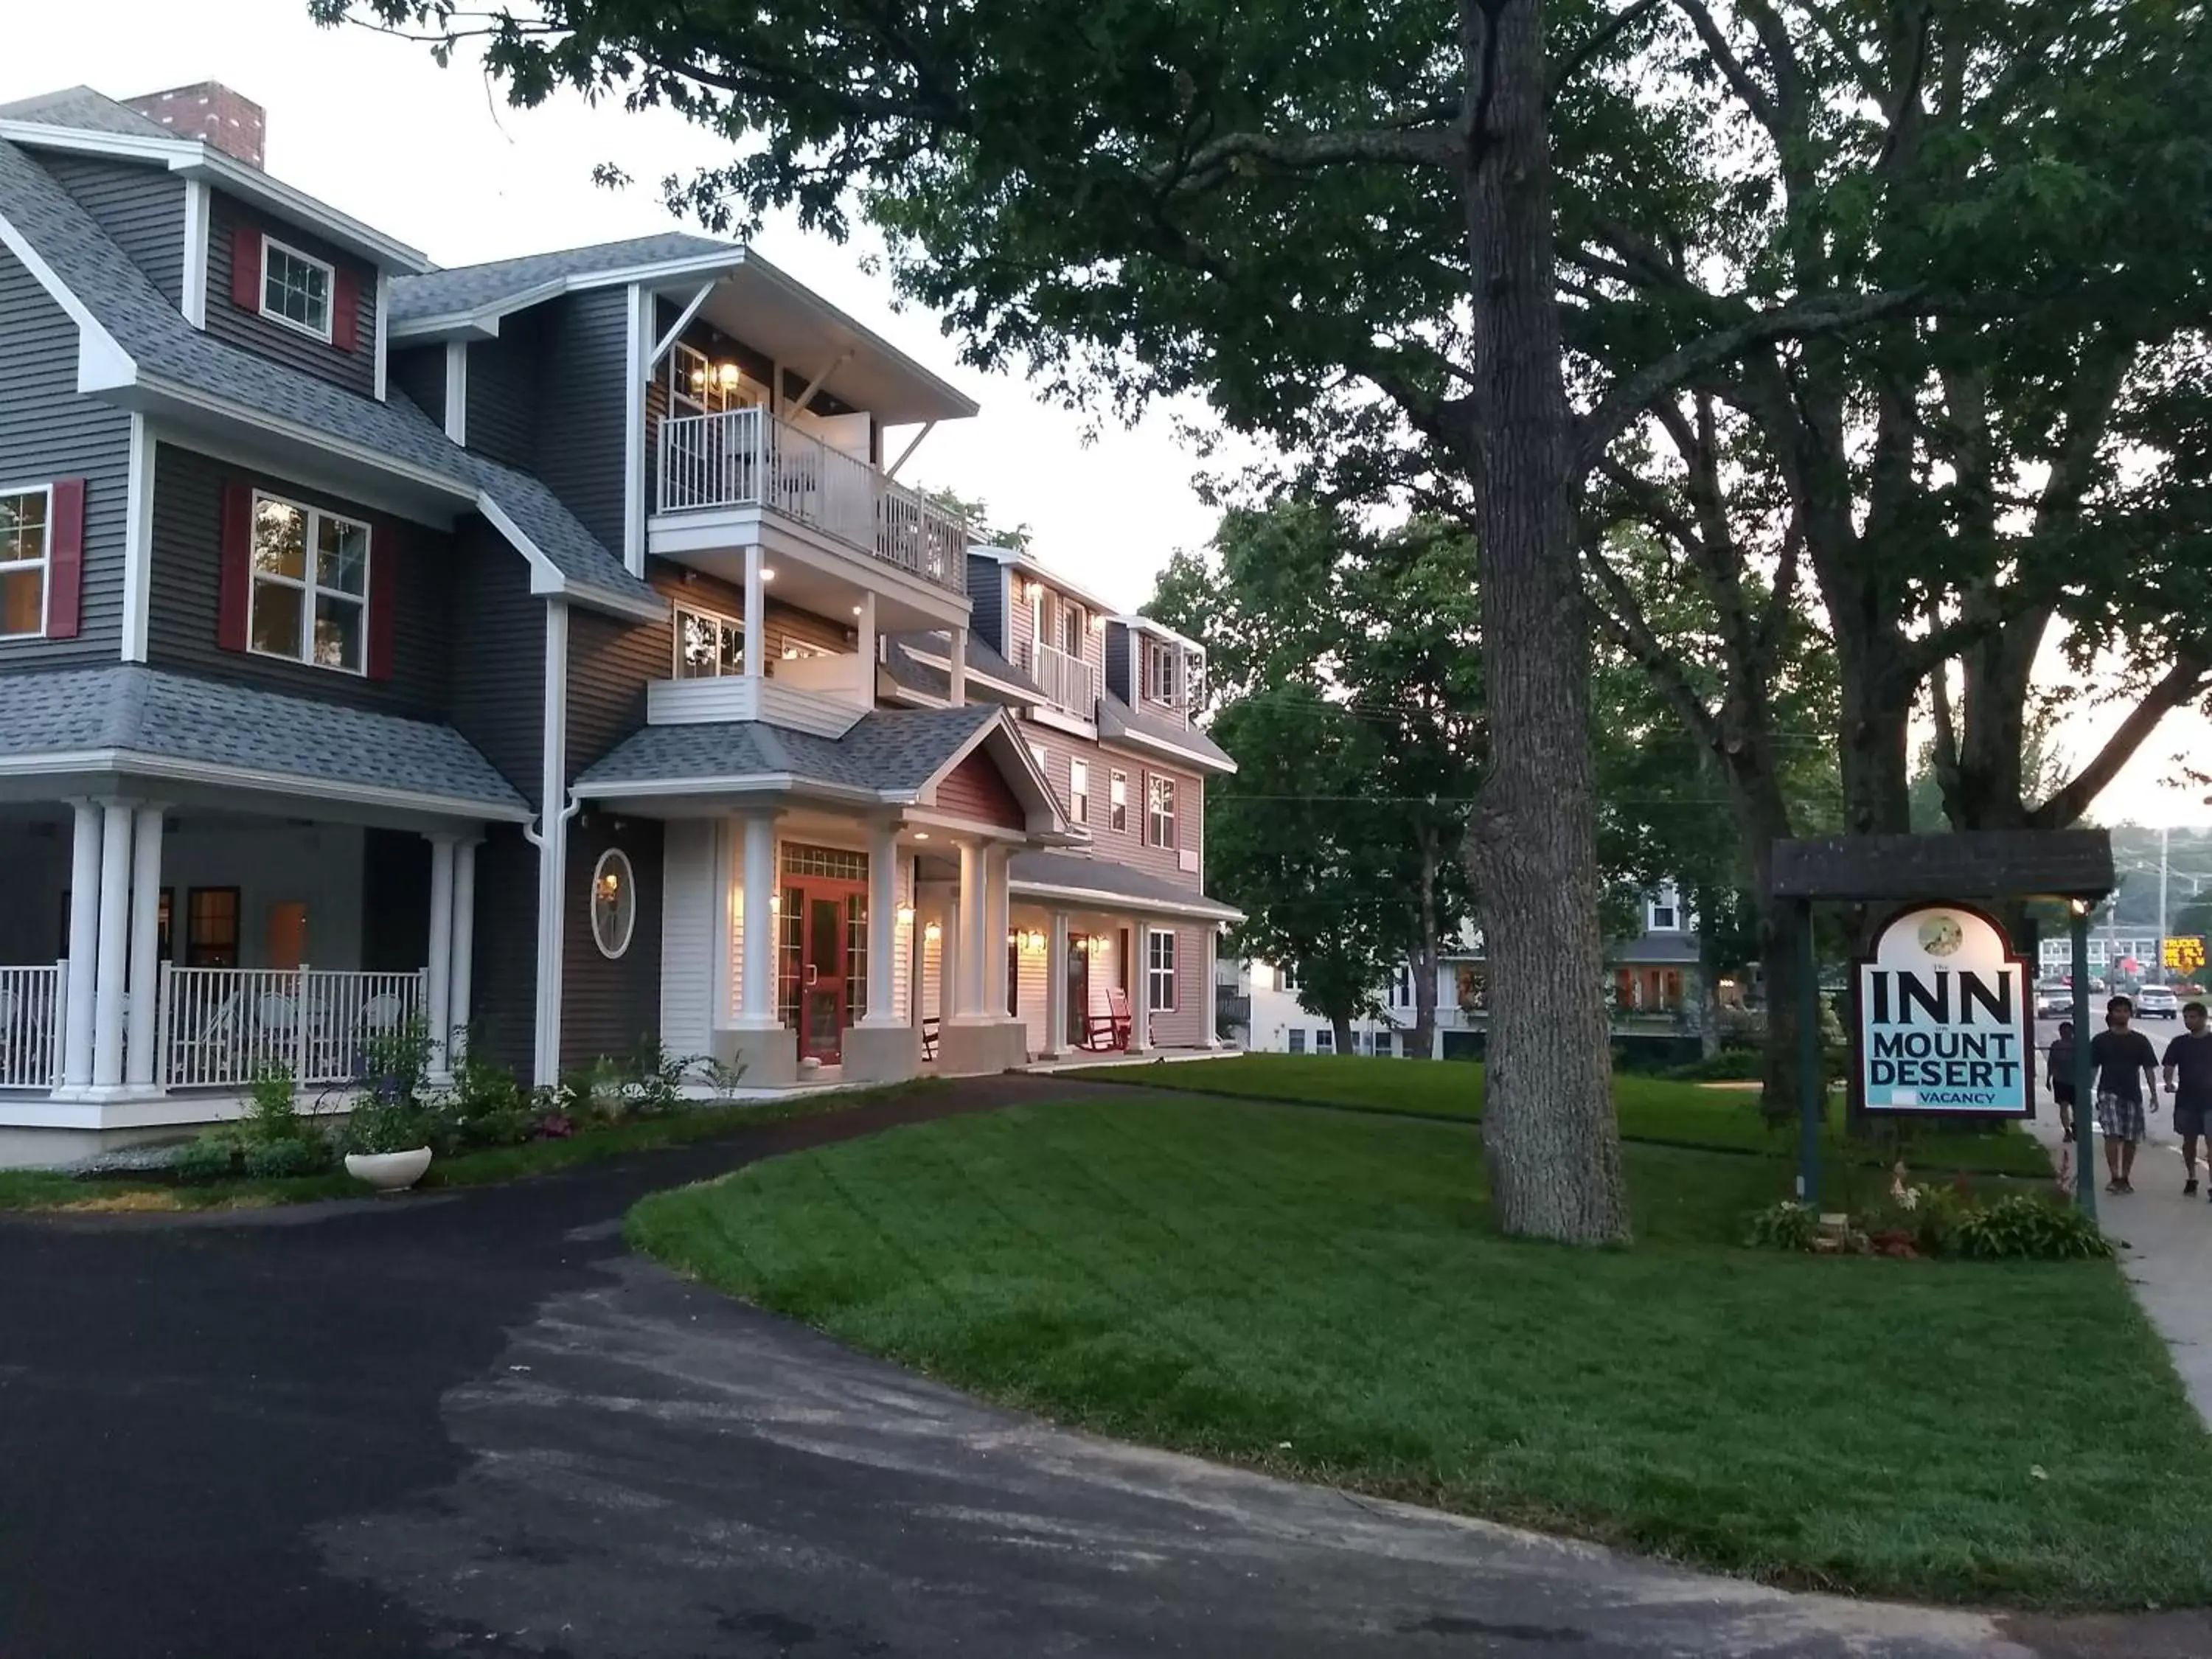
[1144,639,1179,704]
[260,237,333,342]
[1646,885,1683,933]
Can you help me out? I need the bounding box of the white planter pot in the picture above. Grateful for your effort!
[344,1147,434,1192]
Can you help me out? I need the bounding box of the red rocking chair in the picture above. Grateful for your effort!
[1077,987,1134,1052]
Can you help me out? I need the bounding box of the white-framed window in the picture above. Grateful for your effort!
[1391,964,1413,1006]
[260,236,334,341]
[1147,927,1178,1013]
[1030,740,1048,771]
[1059,597,1083,656]
[1374,1030,1395,1058]
[248,492,369,673]
[1278,961,1299,992]
[0,486,50,639]
[1287,1028,1306,1054]
[1070,759,1090,824]
[668,341,757,415]
[1108,769,1128,832]
[1144,639,1178,703]
[590,849,637,959]
[674,604,744,678]
[1147,773,1178,849]
[1315,1026,1335,1053]
[779,639,832,661]
[1646,884,1683,933]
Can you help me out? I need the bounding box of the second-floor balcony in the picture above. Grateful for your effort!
[1015,639,1101,720]
[659,407,967,596]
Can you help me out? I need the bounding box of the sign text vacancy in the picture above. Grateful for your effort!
[1854,903,2033,1118]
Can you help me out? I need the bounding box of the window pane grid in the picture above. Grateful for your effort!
[1147,928,1177,1013]
[0,488,48,639]
[248,494,368,673]
[262,242,332,338]
[675,605,745,678]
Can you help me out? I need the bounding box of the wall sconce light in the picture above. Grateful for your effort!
[924,920,942,942]
[1024,930,1046,953]
[1006,929,1019,947]
[1089,933,1110,952]
[769,894,782,914]
[897,904,915,927]
[913,831,930,842]
[717,361,742,389]
[689,365,709,391]
[759,566,776,582]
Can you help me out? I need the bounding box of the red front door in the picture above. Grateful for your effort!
[781,880,860,1065]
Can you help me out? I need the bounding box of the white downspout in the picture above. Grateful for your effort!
[521,601,579,1086]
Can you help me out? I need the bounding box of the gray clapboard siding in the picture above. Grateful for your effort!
[145,443,453,719]
[204,190,378,400]
[0,247,132,669]
[561,813,665,1071]
[38,153,187,310]
[536,290,632,557]
[448,520,546,805]
[386,345,446,431]
[965,553,1009,655]
[465,309,541,470]
[467,824,540,1078]
[1105,621,1134,704]
[566,605,670,781]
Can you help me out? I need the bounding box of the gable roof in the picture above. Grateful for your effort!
[881,632,1043,705]
[1099,693,1236,773]
[1008,849,1242,923]
[0,136,658,621]
[0,86,172,140]
[387,232,737,327]
[575,704,1004,797]
[0,667,529,818]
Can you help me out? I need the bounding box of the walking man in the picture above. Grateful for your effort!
[2048,1020,2078,1139]
[2091,995,2161,1194]
[2163,1001,2212,1197]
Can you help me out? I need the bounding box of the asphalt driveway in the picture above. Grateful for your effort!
[0,1075,2201,1659]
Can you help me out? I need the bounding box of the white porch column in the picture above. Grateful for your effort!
[449,838,478,1057]
[939,889,960,1023]
[123,804,165,1088]
[947,624,968,706]
[737,812,779,1025]
[955,839,987,1019]
[90,801,135,1090]
[984,846,1010,1018]
[1203,922,1222,1048]
[742,544,768,678]
[854,592,879,712]
[60,799,102,1091]
[1129,919,1152,1053]
[1044,910,1071,1057]
[424,833,457,1079]
[862,823,900,1025]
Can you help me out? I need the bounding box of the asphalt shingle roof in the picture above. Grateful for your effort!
[881,633,1043,704]
[0,86,172,139]
[0,137,655,614]
[1008,849,1240,920]
[387,233,737,324]
[576,704,1002,793]
[1099,693,1235,771]
[0,667,529,815]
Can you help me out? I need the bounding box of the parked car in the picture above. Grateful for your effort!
[2036,988,2074,1022]
[2136,984,2181,1019]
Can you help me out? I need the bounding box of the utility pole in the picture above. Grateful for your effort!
[2160,824,2171,983]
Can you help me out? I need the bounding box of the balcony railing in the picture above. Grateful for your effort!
[0,963,63,1089]
[159,965,425,1091]
[1016,640,1101,717]
[658,407,967,595]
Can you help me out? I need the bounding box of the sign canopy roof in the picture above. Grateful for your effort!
[1768,830,2115,903]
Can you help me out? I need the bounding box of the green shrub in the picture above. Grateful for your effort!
[243,1135,332,1180]
[1666,1049,1763,1082]
[1951,1194,2112,1261]
[342,1097,432,1156]
[243,1064,305,1142]
[173,1132,243,1184]
[1745,1199,1820,1251]
[429,1048,534,1152]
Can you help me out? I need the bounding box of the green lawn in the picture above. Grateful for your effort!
[629,1093,2199,1610]
[1061,1054,2051,1178]
[0,1081,938,1212]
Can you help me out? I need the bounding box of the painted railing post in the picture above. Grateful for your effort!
[294,964,312,1085]
[154,959,173,1091]
[51,958,69,1091]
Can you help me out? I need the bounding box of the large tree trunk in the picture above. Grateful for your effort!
[1458,0,1628,1242]
[1837,633,1917,838]
[1411,830,1441,1060]
[1332,1015,1354,1057]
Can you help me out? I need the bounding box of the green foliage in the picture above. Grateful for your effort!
[358,1016,434,1109]
[243,1065,307,1143]
[1742,1200,1820,1252]
[1951,1195,2114,1262]
[173,1132,244,1185]
[243,1135,333,1180]
[341,1097,432,1157]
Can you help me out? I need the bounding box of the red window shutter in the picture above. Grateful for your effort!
[365,521,397,680]
[229,224,261,311]
[217,481,252,652]
[331,267,360,352]
[45,477,85,639]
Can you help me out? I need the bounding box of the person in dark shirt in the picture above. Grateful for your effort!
[2047,1020,2078,1138]
[2090,995,2161,1194]
[2163,1001,2212,1198]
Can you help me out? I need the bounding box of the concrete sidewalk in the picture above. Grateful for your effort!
[2028,1098,2212,1428]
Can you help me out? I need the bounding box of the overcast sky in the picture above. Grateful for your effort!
[4,0,2205,827]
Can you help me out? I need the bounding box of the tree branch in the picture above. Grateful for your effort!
[2028,653,2212,830]
[1548,0,1666,105]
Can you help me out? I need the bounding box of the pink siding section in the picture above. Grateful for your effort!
[1019,721,1204,891]
[1006,574,1108,698]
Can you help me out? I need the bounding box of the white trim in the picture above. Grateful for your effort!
[119,417,155,662]
[571,772,883,806]
[243,490,371,677]
[443,340,468,445]
[373,271,389,401]
[1146,925,1179,1016]
[1113,611,1207,655]
[257,234,337,344]
[0,748,530,822]
[590,848,638,959]
[179,179,209,328]
[133,373,464,496]
[650,281,717,367]
[0,125,434,272]
[973,544,1122,622]
[623,282,654,577]
[900,646,1037,706]
[0,207,137,391]
[0,480,54,641]
[1008,877,1242,925]
[474,490,669,623]
[526,600,575,1088]
[1099,720,1236,776]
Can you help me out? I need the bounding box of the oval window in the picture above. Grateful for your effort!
[590,849,636,959]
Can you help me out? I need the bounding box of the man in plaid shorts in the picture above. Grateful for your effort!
[2090,995,2161,1194]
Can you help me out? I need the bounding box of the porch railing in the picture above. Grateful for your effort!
[158,965,426,1091]
[1016,640,1101,717]
[658,407,968,595]
[0,963,63,1090]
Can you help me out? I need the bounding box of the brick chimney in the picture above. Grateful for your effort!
[122,83,265,170]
